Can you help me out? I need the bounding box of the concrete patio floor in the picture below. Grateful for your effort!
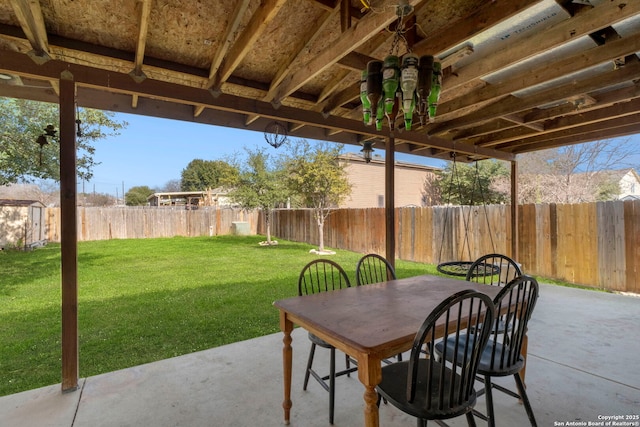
[1,282,639,427]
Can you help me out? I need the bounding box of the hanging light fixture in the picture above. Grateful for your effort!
[36,125,57,166]
[360,141,375,163]
[359,6,442,132]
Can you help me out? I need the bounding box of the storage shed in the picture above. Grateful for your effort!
[0,199,47,250]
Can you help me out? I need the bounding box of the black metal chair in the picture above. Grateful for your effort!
[376,289,495,427]
[435,275,540,427]
[466,253,522,286]
[297,259,357,425]
[355,253,396,286]
[466,253,523,335]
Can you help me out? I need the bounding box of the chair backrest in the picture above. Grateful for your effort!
[298,259,351,296]
[485,275,539,372]
[407,290,495,410]
[466,253,522,286]
[355,253,396,286]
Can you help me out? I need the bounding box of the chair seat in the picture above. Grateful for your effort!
[377,359,478,420]
[434,336,525,377]
[308,332,333,348]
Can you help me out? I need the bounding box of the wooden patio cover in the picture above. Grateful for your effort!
[1,0,640,392]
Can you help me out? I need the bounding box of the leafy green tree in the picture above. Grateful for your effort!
[180,159,238,191]
[435,159,509,205]
[282,139,351,253]
[125,185,154,206]
[226,148,288,245]
[0,98,127,185]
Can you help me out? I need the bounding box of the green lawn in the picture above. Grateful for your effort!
[0,235,443,397]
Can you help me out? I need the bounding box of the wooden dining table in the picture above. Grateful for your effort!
[273,274,511,427]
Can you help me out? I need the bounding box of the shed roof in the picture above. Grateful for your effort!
[0,199,44,207]
[1,0,639,162]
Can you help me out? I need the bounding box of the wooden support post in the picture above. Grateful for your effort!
[385,135,395,269]
[511,160,519,261]
[59,71,78,392]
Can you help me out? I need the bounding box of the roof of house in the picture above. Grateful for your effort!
[2,0,640,163]
[339,152,441,172]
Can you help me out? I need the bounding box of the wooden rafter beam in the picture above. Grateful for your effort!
[509,118,640,154]
[429,56,640,135]
[502,114,544,132]
[131,0,152,78]
[414,0,545,59]
[0,48,514,162]
[272,0,425,105]
[436,33,640,120]
[494,103,640,149]
[245,3,337,125]
[443,0,640,94]
[211,0,287,92]
[453,83,640,143]
[195,0,251,117]
[8,0,49,61]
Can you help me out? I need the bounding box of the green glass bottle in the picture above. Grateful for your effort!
[401,54,419,130]
[428,61,442,121]
[375,97,384,131]
[417,55,434,125]
[360,69,372,126]
[382,55,400,121]
[366,60,383,126]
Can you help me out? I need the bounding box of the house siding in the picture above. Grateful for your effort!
[340,154,440,208]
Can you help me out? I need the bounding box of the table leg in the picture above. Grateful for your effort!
[280,312,293,425]
[357,355,382,427]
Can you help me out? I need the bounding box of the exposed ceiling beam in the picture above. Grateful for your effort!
[319,0,534,115]
[429,56,640,134]
[130,0,152,80]
[443,0,640,94]
[451,82,640,143]
[195,0,251,117]
[509,117,640,154]
[472,96,640,147]
[8,0,49,62]
[413,0,545,57]
[211,0,288,92]
[436,34,640,120]
[1,48,514,161]
[245,3,337,125]
[272,0,425,105]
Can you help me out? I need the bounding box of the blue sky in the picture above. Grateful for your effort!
[86,112,445,196]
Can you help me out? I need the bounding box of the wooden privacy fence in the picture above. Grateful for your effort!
[45,207,260,241]
[269,201,640,294]
[39,202,640,293]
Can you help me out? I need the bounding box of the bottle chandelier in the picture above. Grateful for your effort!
[359,4,442,132]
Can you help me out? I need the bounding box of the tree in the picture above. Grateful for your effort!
[226,148,288,245]
[0,98,127,185]
[282,139,351,253]
[160,179,182,192]
[492,139,634,204]
[180,159,238,191]
[435,159,509,205]
[125,186,154,206]
[421,173,443,206]
[81,192,116,207]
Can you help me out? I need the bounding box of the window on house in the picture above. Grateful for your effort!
[378,195,384,207]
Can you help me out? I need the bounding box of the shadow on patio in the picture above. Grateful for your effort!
[1,283,638,427]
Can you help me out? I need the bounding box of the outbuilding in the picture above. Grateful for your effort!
[0,199,47,250]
